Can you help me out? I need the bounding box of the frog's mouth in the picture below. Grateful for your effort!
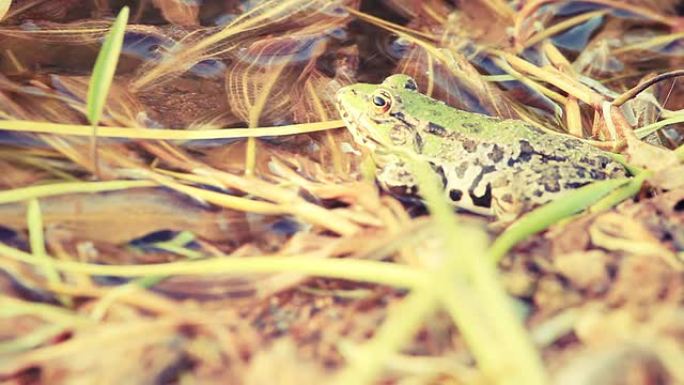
[335,96,382,151]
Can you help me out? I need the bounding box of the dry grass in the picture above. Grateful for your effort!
[0,1,682,384]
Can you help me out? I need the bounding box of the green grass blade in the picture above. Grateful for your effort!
[27,199,60,284]
[86,6,129,126]
[589,171,649,213]
[27,199,71,305]
[634,114,684,139]
[489,178,631,263]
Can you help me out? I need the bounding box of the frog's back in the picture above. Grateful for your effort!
[421,111,627,216]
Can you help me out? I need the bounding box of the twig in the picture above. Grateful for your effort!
[612,70,684,107]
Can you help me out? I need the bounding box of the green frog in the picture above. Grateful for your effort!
[335,74,628,220]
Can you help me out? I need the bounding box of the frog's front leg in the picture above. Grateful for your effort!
[489,174,531,226]
[375,156,419,195]
[491,187,527,225]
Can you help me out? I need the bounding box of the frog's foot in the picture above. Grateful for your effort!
[490,190,527,229]
[376,160,419,195]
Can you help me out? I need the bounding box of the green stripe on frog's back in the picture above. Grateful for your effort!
[398,90,544,142]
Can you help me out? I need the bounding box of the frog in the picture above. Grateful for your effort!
[335,74,628,221]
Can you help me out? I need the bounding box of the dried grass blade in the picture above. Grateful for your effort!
[304,80,344,173]
[0,243,425,289]
[244,60,289,175]
[132,0,320,89]
[0,119,343,140]
[0,325,66,355]
[522,10,607,49]
[0,180,155,205]
[0,0,11,21]
[26,199,61,290]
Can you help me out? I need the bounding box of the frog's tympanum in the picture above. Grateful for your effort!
[336,74,627,220]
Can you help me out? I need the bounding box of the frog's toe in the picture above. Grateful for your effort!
[492,193,526,223]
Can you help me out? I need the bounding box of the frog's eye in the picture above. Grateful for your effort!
[371,90,393,113]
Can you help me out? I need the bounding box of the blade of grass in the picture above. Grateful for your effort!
[244,60,288,176]
[489,178,631,263]
[0,180,155,205]
[589,171,649,213]
[634,115,684,139]
[522,10,607,49]
[0,297,91,325]
[86,6,129,176]
[401,150,548,385]
[337,141,548,385]
[26,199,67,305]
[0,325,68,355]
[334,288,439,385]
[0,243,427,290]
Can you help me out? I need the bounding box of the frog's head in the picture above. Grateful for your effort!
[336,74,422,154]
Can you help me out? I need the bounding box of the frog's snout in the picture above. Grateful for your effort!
[335,85,356,104]
[335,86,355,120]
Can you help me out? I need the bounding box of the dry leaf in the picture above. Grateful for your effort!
[152,0,200,26]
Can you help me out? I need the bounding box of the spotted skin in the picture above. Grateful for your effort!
[335,74,628,220]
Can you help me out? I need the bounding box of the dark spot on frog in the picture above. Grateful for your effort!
[390,125,408,145]
[597,156,612,168]
[449,189,463,201]
[540,167,561,192]
[518,140,535,162]
[390,111,417,131]
[462,139,478,153]
[404,78,418,91]
[390,111,406,120]
[481,165,496,174]
[469,183,492,208]
[576,168,587,178]
[544,179,561,192]
[425,122,447,137]
[487,144,504,163]
[414,133,424,153]
[580,157,596,167]
[387,184,418,198]
[533,189,544,197]
[462,122,482,133]
[509,140,567,166]
[467,166,495,207]
[563,139,580,150]
[455,161,469,178]
[674,199,684,212]
[500,193,513,204]
[431,163,448,187]
[564,181,590,189]
[590,169,607,180]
